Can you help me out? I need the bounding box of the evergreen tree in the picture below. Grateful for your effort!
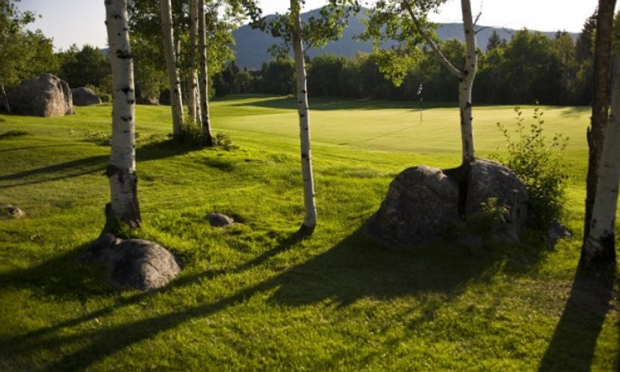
[486,30,502,52]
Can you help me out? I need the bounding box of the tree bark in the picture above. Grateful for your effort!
[459,0,477,164]
[582,40,620,267]
[104,0,141,230]
[188,0,200,124]
[0,83,10,113]
[160,0,184,139]
[583,0,617,241]
[292,0,317,234]
[198,0,214,146]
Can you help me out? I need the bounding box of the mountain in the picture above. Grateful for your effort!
[232,9,577,70]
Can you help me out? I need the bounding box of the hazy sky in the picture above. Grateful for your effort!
[20,0,609,51]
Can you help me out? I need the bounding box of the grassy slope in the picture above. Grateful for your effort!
[0,96,617,371]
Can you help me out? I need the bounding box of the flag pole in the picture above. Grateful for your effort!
[417,83,423,126]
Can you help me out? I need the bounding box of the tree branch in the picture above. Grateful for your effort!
[401,0,462,78]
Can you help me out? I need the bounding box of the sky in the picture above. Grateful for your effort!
[19,0,610,51]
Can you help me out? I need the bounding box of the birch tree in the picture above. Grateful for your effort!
[291,0,317,233]
[104,0,141,230]
[254,0,358,234]
[582,0,619,267]
[582,42,620,267]
[188,0,201,124]
[198,0,214,146]
[363,0,477,164]
[583,0,617,242]
[160,0,184,139]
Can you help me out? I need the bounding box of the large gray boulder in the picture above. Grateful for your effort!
[8,74,74,117]
[72,87,102,106]
[365,159,529,249]
[80,233,181,291]
[365,165,460,248]
[466,159,528,241]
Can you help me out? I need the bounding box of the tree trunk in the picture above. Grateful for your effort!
[0,83,10,113]
[198,0,214,146]
[104,0,141,231]
[459,0,477,164]
[402,0,477,165]
[160,0,184,139]
[583,0,617,241]
[292,0,317,234]
[188,0,200,124]
[582,41,620,267]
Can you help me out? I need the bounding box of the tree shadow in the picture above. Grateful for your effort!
[0,227,547,372]
[538,262,616,372]
[227,95,458,112]
[0,139,214,190]
[0,144,82,154]
[135,138,201,162]
[0,155,108,189]
[0,244,113,303]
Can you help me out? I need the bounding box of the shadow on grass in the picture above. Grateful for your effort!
[0,155,108,189]
[0,139,211,189]
[0,130,28,139]
[0,245,112,304]
[227,95,458,112]
[0,227,547,372]
[558,106,590,116]
[0,144,82,154]
[538,263,617,372]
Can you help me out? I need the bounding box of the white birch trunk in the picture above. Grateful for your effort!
[459,0,477,163]
[188,0,200,124]
[160,0,184,138]
[292,0,317,233]
[198,0,214,146]
[583,47,620,265]
[403,0,477,164]
[0,83,10,113]
[104,0,141,229]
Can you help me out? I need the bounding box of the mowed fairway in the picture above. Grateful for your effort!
[0,96,617,372]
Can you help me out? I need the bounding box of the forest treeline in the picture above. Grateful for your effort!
[216,13,608,106]
[0,8,611,108]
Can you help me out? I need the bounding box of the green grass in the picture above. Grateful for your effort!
[0,96,617,371]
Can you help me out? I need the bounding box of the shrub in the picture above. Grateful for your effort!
[178,119,205,147]
[83,128,111,146]
[213,132,237,151]
[495,106,569,227]
[445,197,509,245]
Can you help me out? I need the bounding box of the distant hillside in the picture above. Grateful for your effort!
[232,9,577,70]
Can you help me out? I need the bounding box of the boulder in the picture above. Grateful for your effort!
[466,159,528,242]
[80,233,181,291]
[365,159,530,249]
[365,165,460,248]
[208,212,234,227]
[137,96,159,105]
[8,74,74,117]
[72,87,102,106]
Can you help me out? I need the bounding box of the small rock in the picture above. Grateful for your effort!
[547,220,572,249]
[80,233,181,291]
[208,212,234,227]
[1,203,25,218]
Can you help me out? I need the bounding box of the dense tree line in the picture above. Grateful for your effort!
[216,13,613,107]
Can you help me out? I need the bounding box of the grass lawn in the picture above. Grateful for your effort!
[0,95,617,371]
